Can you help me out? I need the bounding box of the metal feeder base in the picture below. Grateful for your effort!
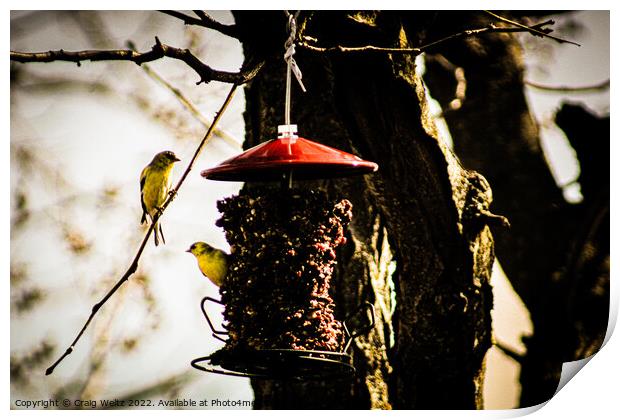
[191,348,355,380]
[191,299,375,380]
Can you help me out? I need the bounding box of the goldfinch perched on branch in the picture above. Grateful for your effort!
[140,150,180,246]
[187,242,230,287]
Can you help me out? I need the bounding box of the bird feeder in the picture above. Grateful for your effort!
[190,11,378,380]
[202,125,378,182]
[191,124,378,380]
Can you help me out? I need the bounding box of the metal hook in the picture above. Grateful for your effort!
[200,296,229,343]
[343,302,376,352]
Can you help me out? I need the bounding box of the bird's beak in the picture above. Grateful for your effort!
[173,156,181,162]
[185,249,192,253]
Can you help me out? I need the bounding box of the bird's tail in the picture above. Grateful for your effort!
[153,221,166,246]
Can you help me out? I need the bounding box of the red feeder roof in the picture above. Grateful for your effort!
[201,136,379,182]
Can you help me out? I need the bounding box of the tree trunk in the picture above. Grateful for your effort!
[234,11,497,409]
[422,11,610,407]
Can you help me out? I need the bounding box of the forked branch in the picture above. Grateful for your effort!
[159,10,240,39]
[299,25,523,54]
[483,10,581,46]
[299,15,578,54]
[11,36,262,85]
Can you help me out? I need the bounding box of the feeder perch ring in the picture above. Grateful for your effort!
[191,349,355,381]
[192,296,375,380]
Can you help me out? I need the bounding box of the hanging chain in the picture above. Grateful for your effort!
[283,10,305,129]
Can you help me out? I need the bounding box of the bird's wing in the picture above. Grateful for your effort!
[139,166,148,224]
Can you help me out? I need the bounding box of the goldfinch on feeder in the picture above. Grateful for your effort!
[187,242,230,287]
[140,150,180,246]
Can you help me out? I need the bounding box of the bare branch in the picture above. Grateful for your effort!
[299,40,422,54]
[158,10,240,39]
[483,10,581,46]
[299,21,560,55]
[126,41,240,148]
[11,37,262,85]
[159,10,205,26]
[45,84,239,376]
[193,10,240,39]
[526,79,610,92]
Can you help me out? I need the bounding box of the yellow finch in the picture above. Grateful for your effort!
[187,242,229,287]
[140,150,180,246]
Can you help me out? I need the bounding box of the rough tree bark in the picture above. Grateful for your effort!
[233,11,501,409]
[422,11,609,407]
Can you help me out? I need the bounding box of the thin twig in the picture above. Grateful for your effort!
[526,79,610,92]
[299,21,557,55]
[483,10,580,46]
[159,10,206,26]
[299,41,422,54]
[170,85,237,190]
[419,20,555,52]
[193,10,240,39]
[158,10,240,39]
[126,41,240,148]
[11,37,261,85]
[45,84,238,376]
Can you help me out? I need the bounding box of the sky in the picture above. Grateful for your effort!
[9,10,610,411]
[10,10,252,407]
